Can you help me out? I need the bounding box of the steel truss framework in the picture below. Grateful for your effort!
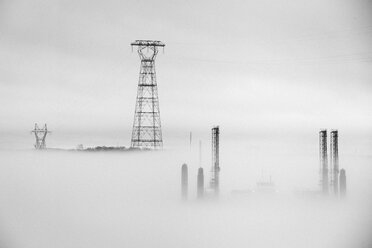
[31,123,50,149]
[130,40,165,149]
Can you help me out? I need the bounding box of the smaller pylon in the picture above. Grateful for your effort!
[197,167,204,198]
[181,164,188,200]
[31,123,50,149]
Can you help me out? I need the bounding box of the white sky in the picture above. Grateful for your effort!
[0,0,371,140]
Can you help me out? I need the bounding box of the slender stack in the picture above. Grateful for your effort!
[210,126,220,194]
[319,130,328,194]
[180,126,220,200]
[330,130,339,194]
[339,169,347,197]
[197,168,204,198]
[181,164,188,200]
[318,129,346,197]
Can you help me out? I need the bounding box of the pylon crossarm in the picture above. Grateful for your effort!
[131,40,165,47]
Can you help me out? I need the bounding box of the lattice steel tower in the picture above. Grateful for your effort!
[31,123,50,149]
[130,40,165,149]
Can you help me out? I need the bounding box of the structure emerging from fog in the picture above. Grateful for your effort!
[130,40,165,149]
[31,123,50,150]
[339,169,346,197]
[330,130,339,195]
[319,129,345,197]
[319,130,328,194]
[181,164,188,199]
[210,126,220,194]
[197,167,204,198]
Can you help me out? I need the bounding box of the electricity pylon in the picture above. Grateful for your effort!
[31,123,50,149]
[130,40,165,149]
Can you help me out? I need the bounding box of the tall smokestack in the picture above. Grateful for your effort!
[199,140,202,167]
[189,132,192,151]
[181,164,188,200]
[197,167,204,198]
[339,168,346,197]
[319,129,328,194]
[211,126,220,195]
[330,130,339,195]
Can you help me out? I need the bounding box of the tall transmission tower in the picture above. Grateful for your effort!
[319,129,328,194]
[330,130,339,195]
[210,126,220,194]
[31,123,50,149]
[130,40,165,149]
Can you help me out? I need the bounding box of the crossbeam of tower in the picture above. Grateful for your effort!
[31,123,50,149]
[130,40,165,149]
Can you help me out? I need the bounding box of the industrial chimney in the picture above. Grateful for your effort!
[330,130,339,195]
[339,169,346,197]
[181,164,188,200]
[319,129,328,194]
[197,167,204,198]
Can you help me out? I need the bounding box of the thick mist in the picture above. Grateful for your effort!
[0,135,371,248]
